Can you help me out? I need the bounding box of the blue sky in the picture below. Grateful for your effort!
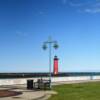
[0,0,100,72]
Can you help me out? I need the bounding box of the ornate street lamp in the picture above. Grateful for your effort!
[42,37,59,89]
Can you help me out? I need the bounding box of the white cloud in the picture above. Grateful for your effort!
[84,8,92,13]
[68,0,100,13]
[69,2,83,7]
[84,8,100,13]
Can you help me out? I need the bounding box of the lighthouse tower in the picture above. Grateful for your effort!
[53,56,59,75]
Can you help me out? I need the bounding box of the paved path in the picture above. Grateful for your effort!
[0,85,57,100]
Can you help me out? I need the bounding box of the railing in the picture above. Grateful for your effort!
[34,79,51,90]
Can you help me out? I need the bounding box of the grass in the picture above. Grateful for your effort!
[48,81,100,100]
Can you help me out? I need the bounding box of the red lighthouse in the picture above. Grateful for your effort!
[53,56,59,75]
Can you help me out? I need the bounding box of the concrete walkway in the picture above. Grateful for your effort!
[0,85,57,100]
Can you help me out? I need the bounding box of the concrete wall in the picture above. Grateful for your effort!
[0,78,38,86]
[0,76,100,86]
[51,76,91,82]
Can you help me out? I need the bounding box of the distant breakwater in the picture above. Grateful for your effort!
[0,72,100,79]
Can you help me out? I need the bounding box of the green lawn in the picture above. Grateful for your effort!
[48,82,100,100]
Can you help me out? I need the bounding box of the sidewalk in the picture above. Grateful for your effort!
[0,84,57,100]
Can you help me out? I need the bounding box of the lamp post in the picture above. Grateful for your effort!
[42,37,58,89]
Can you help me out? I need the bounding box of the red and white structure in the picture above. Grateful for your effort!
[53,56,59,75]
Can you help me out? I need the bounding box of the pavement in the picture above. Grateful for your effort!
[0,84,57,100]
